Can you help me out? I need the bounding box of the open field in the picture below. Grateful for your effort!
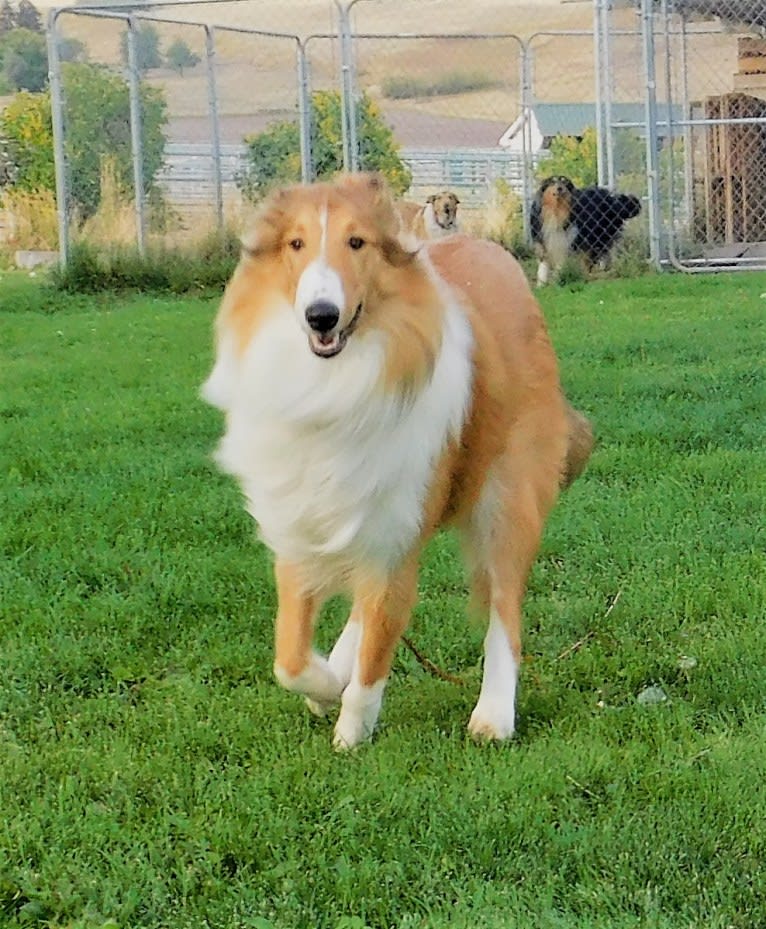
[1,270,765,929]
[44,0,741,146]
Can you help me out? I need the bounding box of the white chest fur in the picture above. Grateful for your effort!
[202,291,473,585]
[542,214,577,270]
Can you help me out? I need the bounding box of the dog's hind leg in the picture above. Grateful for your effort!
[272,560,344,707]
[333,557,419,750]
[467,423,564,741]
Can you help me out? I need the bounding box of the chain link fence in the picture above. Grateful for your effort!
[37,0,766,273]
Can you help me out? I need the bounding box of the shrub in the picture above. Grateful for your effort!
[382,70,497,100]
[538,125,598,188]
[0,63,168,220]
[475,179,532,258]
[50,238,238,295]
[0,91,53,190]
[238,89,412,201]
[1,186,57,248]
[63,62,167,218]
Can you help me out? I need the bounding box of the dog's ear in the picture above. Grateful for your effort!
[241,186,296,258]
[452,194,460,205]
[426,194,437,204]
[380,235,419,268]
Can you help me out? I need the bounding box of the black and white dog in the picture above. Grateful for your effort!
[531,176,642,285]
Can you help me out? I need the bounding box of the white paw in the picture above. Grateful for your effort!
[274,653,343,705]
[467,700,516,742]
[332,679,385,751]
[305,697,333,718]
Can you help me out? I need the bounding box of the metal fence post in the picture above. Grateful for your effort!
[204,25,224,233]
[520,41,533,241]
[601,0,615,188]
[335,1,352,171]
[126,16,147,254]
[593,0,607,187]
[640,0,662,269]
[296,40,313,181]
[679,12,694,233]
[46,8,69,266]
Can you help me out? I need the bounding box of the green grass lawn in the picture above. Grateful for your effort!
[1,270,765,929]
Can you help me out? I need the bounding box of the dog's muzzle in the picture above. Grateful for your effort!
[305,300,362,358]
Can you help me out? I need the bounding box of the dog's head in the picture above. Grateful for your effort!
[427,191,460,230]
[241,173,417,359]
[539,176,576,209]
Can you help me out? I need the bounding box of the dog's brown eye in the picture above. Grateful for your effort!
[289,238,304,251]
[348,236,365,251]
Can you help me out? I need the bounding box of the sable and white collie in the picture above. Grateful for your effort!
[530,175,578,287]
[531,175,642,286]
[397,190,461,240]
[202,172,592,750]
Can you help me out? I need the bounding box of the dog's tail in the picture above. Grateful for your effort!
[615,193,642,221]
[560,402,594,489]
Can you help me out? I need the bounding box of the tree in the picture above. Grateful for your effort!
[119,23,161,73]
[58,36,88,63]
[0,28,47,92]
[0,0,16,33]
[16,0,42,32]
[62,62,167,216]
[0,62,168,219]
[238,90,412,202]
[165,37,200,76]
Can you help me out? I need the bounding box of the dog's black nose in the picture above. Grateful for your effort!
[305,300,340,333]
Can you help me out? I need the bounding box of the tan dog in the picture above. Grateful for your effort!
[202,173,592,750]
[398,190,461,240]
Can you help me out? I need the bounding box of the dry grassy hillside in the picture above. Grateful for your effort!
[44,0,741,146]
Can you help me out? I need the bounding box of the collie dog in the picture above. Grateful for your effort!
[202,173,592,750]
[397,190,461,239]
[531,175,642,285]
[530,175,578,286]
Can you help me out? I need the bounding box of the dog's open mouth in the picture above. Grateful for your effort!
[308,302,363,359]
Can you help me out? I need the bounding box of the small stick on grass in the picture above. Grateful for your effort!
[556,589,622,661]
[401,635,465,686]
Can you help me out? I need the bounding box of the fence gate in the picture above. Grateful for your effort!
[615,0,766,271]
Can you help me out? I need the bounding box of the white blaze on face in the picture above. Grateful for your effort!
[294,206,346,332]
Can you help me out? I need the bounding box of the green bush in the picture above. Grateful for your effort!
[382,70,497,100]
[238,89,412,201]
[0,90,53,190]
[538,126,599,188]
[0,62,168,219]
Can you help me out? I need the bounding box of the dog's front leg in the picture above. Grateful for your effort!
[305,606,362,718]
[333,559,418,750]
[272,560,343,707]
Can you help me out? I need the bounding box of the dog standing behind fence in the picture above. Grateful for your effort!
[398,191,461,239]
[531,176,642,285]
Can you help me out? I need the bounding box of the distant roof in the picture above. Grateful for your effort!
[533,102,683,138]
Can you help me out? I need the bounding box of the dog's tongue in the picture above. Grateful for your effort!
[309,331,343,357]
